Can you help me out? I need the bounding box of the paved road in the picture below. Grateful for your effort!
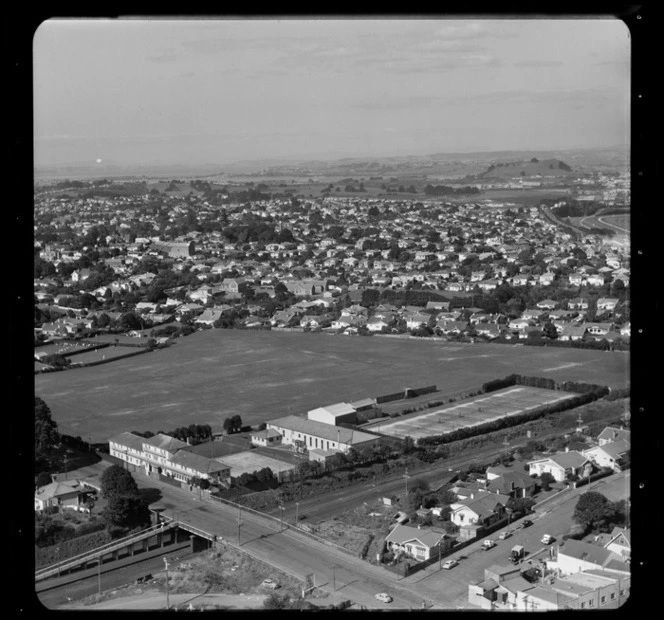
[396,470,630,608]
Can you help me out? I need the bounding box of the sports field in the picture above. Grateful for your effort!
[364,386,578,441]
[34,330,629,442]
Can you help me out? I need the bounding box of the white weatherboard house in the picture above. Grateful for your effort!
[527,451,592,483]
[384,524,445,561]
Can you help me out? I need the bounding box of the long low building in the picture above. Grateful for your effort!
[266,415,382,454]
[109,432,231,488]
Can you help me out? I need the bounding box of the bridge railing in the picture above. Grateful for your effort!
[35,521,178,582]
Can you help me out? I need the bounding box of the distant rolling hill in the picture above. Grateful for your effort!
[478,158,575,179]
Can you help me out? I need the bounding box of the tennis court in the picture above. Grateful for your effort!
[367,386,578,441]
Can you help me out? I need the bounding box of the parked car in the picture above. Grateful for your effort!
[541,534,555,545]
[499,530,512,540]
[375,593,393,603]
[261,579,280,589]
[442,559,459,570]
[481,539,496,550]
[521,519,533,528]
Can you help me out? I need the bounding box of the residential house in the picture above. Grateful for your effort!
[596,298,620,313]
[284,279,326,296]
[436,320,470,335]
[582,439,630,472]
[538,272,556,286]
[586,274,606,287]
[403,311,431,330]
[366,316,392,332]
[384,524,445,561]
[220,278,247,294]
[484,466,537,498]
[332,314,368,330]
[35,479,94,512]
[527,451,592,482]
[559,325,587,341]
[536,299,558,310]
[271,309,303,327]
[600,528,631,563]
[299,314,333,329]
[568,298,589,310]
[475,324,504,339]
[450,493,509,527]
[597,426,631,446]
[583,322,613,337]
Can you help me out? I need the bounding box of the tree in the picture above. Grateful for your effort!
[230,415,243,432]
[573,491,614,533]
[102,494,150,531]
[222,417,235,434]
[35,471,53,488]
[35,397,59,454]
[101,464,139,499]
[539,472,555,491]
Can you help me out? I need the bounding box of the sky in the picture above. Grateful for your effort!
[33,17,630,168]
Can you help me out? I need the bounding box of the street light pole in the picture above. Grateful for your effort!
[97,555,102,596]
[163,557,170,610]
[280,505,284,532]
[332,565,336,591]
[237,504,243,545]
[403,467,410,494]
[295,502,300,525]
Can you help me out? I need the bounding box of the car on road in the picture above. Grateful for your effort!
[261,578,280,589]
[541,534,555,545]
[521,519,533,528]
[499,530,512,540]
[442,559,459,570]
[375,593,393,603]
[481,539,496,550]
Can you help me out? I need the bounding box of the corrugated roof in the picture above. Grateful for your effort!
[385,524,444,548]
[267,415,379,445]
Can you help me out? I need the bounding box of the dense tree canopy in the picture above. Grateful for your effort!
[101,464,139,499]
[35,397,59,454]
[573,491,627,533]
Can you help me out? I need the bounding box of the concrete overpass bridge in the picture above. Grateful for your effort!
[35,515,217,583]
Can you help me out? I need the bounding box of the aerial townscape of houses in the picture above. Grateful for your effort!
[33,172,631,608]
[34,176,630,363]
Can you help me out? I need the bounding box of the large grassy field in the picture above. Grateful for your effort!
[34,331,630,442]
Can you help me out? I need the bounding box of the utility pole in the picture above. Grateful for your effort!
[97,555,102,596]
[332,565,336,591]
[403,467,410,495]
[163,557,170,610]
[237,504,243,545]
[279,505,285,532]
[295,502,300,525]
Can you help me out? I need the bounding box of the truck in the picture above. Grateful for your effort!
[508,545,525,563]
